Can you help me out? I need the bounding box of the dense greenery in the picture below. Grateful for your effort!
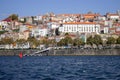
[0,31,8,35]
[57,36,73,46]
[8,14,18,21]
[27,37,40,48]
[16,39,26,44]
[93,35,103,45]
[106,37,116,44]
[0,33,119,48]
[13,29,19,32]
[87,35,103,45]
[73,38,84,46]
[87,36,94,45]
[116,36,120,44]
[0,38,14,45]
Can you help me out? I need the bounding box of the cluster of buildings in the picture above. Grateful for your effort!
[0,11,120,48]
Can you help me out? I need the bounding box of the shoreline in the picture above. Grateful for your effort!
[0,48,120,56]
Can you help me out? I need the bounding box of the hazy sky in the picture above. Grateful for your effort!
[0,0,120,20]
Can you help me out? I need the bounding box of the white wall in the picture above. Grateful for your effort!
[32,28,48,37]
[59,23,100,34]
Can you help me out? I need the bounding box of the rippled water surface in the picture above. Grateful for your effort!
[0,56,120,80]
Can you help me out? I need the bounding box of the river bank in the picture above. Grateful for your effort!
[0,48,120,56]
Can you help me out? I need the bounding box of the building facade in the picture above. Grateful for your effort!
[59,22,100,34]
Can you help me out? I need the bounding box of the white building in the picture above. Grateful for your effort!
[19,25,28,32]
[104,27,109,34]
[104,21,113,28]
[107,14,119,20]
[32,27,48,37]
[48,22,59,29]
[59,22,100,34]
[98,16,106,21]
[34,15,42,21]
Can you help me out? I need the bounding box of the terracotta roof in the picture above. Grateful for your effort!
[83,14,100,16]
[109,28,115,30]
[107,14,119,16]
[24,30,30,32]
[57,14,80,17]
[2,18,12,22]
[113,23,120,26]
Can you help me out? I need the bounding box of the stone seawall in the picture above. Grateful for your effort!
[50,49,120,56]
[0,49,38,56]
[0,49,120,56]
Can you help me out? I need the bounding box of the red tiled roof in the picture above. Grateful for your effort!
[109,28,115,30]
[113,23,120,26]
[83,14,100,16]
[107,14,119,16]
[2,18,12,22]
[24,30,30,32]
[57,14,80,17]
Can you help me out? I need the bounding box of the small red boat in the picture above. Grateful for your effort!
[19,52,23,58]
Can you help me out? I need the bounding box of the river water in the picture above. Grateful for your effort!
[0,56,120,80]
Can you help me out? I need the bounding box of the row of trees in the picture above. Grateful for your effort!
[57,36,84,46]
[87,35,120,45]
[0,35,120,48]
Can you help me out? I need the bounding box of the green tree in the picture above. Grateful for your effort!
[116,36,120,44]
[8,14,18,21]
[16,39,26,44]
[106,37,116,44]
[57,39,65,46]
[65,33,69,36]
[0,31,8,35]
[87,35,103,46]
[73,38,84,46]
[48,39,56,46]
[63,36,73,46]
[93,35,103,46]
[1,38,14,45]
[87,36,94,45]
[27,37,40,48]
[55,28,60,36]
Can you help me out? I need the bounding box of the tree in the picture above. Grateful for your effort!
[27,37,40,48]
[55,28,60,36]
[87,36,94,45]
[63,36,73,46]
[87,35,103,46]
[16,39,26,44]
[93,35,103,46]
[73,38,84,46]
[106,37,116,44]
[1,37,14,45]
[57,39,65,46]
[48,39,56,46]
[116,36,120,44]
[8,14,18,21]
[65,33,69,36]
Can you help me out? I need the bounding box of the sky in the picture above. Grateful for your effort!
[0,0,120,20]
